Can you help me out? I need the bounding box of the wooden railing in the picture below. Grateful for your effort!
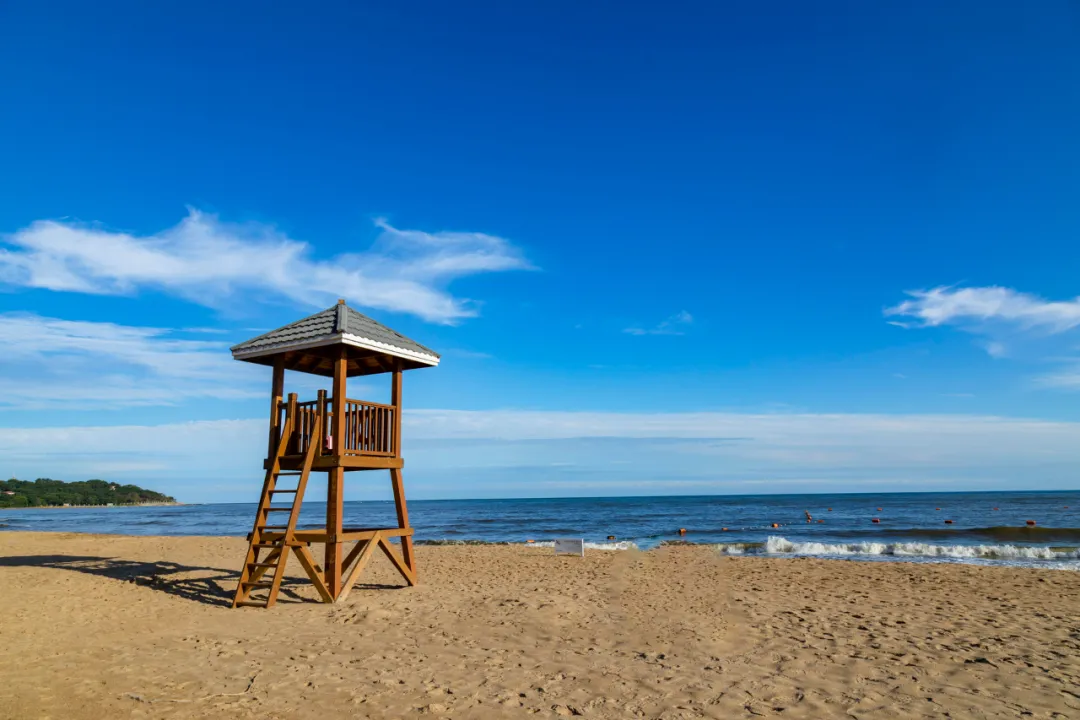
[341,399,396,456]
[275,393,397,458]
[291,399,323,455]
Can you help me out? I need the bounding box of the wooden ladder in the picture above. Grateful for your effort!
[232,408,323,609]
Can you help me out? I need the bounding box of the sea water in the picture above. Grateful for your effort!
[2,491,1079,570]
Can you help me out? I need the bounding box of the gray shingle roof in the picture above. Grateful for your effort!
[231,302,440,362]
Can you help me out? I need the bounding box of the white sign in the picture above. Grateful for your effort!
[554,538,584,556]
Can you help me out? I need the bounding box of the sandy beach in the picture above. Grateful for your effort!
[1,532,1077,719]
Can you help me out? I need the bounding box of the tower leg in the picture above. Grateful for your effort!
[390,467,416,577]
[326,466,344,599]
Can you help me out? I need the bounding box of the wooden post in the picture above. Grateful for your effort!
[267,356,285,459]
[390,365,414,576]
[391,367,403,457]
[390,468,415,578]
[317,389,328,456]
[326,347,348,599]
[286,393,298,455]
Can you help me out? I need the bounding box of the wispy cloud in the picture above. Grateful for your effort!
[624,310,693,336]
[887,285,1080,388]
[0,313,258,408]
[0,210,534,324]
[886,286,1080,333]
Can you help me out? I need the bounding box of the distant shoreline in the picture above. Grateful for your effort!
[1,502,184,510]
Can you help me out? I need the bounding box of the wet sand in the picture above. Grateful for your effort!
[0,531,1077,719]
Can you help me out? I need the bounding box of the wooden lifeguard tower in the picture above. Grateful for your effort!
[229,300,439,608]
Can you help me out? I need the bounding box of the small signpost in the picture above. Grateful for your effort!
[554,538,585,557]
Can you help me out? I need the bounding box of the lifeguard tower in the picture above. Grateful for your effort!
[229,300,439,608]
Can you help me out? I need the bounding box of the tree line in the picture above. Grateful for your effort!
[0,478,177,508]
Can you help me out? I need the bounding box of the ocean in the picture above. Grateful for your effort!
[3,490,1079,570]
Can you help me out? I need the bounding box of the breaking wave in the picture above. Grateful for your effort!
[714,536,1080,561]
[526,540,639,551]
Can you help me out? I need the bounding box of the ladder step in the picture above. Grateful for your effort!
[277,472,303,476]
[242,581,273,588]
[247,561,278,569]
[269,489,297,494]
[264,507,293,512]
[259,525,289,530]
[236,600,268,608]
[252,542,280,549]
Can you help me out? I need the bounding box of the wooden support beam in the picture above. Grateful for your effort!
[340,537,368,576]
[337,535,380,603]
[326,346,348,599]
[390,467,416,579]
[292,544,334,604]
[378,535,417,586]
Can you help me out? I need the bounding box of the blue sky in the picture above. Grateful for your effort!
[2,1,1080,501]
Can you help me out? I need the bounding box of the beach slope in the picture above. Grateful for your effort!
[0,532,1077,719]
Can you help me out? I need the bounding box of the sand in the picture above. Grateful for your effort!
[0,532,1078,719]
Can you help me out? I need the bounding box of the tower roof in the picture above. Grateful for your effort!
[231,301,440,377]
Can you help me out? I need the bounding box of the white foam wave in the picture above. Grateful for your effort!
[714,536,1080,561]
[525,540,638,551]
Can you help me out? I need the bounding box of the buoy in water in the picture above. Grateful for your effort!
[526,539,535,543]
[935,508,941,511]
[678,528,687,535]
[817,519,824,523]
[771,523,780,528]
[944,520,954,524]
[877,507,882,511]
[607,535,616,540]
[992,507,999,511]
[1026,520,1037,527]
[827,508,832,512]
[721,527,728,531]
[872,518,880,523]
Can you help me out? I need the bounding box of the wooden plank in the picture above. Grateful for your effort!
[275,454,404,471]
[343,397,396,411]
[271,527,413,543]
[336,535,380,603]
[341,526,413,538]
[246,546,283,584]
[390,467,416,578]
[377,536,416,586]
[292,544,334,603]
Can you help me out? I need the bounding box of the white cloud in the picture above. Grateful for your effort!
[0,210,534,324]
[887,285,1080,387]
[624,310,693,336]
[886,286,1080,333]
[0,313,258,408]
[5,409,1077,501]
